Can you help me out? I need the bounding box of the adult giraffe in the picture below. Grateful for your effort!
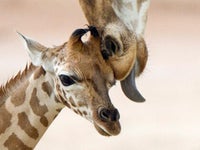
[79,0,150,102]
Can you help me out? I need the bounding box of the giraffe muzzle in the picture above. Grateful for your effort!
[93,107,121,136]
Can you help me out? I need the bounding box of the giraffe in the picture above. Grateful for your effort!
[79,0,150,102]
[0,26,121,149]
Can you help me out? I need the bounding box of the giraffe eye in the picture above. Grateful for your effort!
[59,75,75,86]
[105,36,119,54]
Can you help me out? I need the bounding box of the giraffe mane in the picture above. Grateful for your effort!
[0,42,66,105]
[0,63,37,104]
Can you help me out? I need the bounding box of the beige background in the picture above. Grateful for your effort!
[0,0,200,149]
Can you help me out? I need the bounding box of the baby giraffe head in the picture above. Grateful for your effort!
[20,26,120,136]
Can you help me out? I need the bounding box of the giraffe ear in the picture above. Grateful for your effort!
[18,33,54,72]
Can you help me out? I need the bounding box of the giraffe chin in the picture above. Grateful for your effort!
[93,122,121,136]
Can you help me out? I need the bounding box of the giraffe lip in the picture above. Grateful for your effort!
[93,121,121,136]
[94,123,111,136]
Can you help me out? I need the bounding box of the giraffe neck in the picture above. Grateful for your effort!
[0,64,64,149]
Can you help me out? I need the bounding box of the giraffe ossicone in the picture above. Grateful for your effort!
[0,26,120,149]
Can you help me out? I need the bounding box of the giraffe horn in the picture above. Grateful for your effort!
[71,28,89,38]
[88,26,99,37]
[68,28,89,47]
[68,26,99,47]
[120,65,145,102]
[71,26,99,39]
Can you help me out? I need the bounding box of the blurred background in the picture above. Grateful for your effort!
[0,0,200,149]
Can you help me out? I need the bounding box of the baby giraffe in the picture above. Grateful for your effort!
[0,26,120,149]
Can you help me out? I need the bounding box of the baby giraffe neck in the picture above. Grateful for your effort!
[0,65,64,149]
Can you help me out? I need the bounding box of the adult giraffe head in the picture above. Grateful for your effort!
[79,0,150,102]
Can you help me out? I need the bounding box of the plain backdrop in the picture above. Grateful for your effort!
[0,0,200,150]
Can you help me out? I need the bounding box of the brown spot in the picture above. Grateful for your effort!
[10,81,29,106]
[4,133,32,150]
[54,95,60,103]
[53,114,58,120]
[62,90,65,97]
[33,67,46,80]
[58,95,71,108]
[73,109,78,114]
[56,108,62,113]
[83,111,87,116]
[40,116,48,127]
[0,105,12,135]
[18,112,39,140]
[63,100,71,108]
[42,81,52,97]
[77,100,87,107]
[30,88,48,117]
[77,109,83,116]
[69,97,76,107]
[56,84,61,93]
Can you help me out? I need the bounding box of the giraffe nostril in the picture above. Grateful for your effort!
[98,108,120,122]
[98,108,110,122]
[111,109,120,121]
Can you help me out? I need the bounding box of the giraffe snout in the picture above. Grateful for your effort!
[98,107,120,122]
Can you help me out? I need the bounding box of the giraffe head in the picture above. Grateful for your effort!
[79,0,150,102]
[19,26,120,136]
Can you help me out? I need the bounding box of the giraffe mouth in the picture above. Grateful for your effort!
[93,121,121,136]
[94,123,111,136]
